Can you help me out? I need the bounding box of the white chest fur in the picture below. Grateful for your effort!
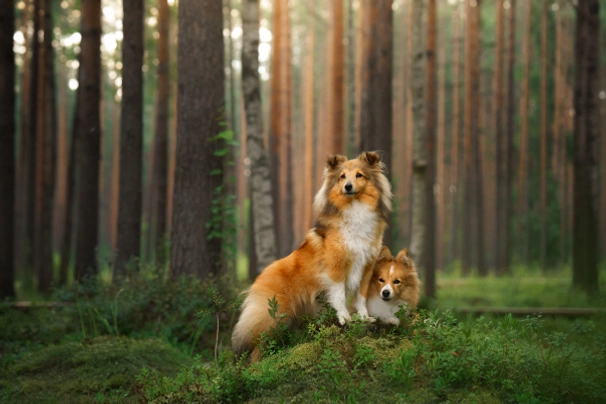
[339,201,380,291]
[367,296,407,321]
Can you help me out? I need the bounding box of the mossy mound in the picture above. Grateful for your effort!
[0,336,191,403]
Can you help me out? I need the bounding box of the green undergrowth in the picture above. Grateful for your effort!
[136,308,606,404]
[0,336,190,403]
[435,265,606,309]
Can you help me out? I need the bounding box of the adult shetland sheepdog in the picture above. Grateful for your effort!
[363,246,420,325]
[231,152,392,361]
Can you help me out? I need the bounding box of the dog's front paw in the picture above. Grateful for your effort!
[366,316,377,323]
[338,314,352,325]
[387,317,400,326]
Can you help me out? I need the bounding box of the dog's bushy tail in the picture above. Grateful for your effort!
[231,293,278,358]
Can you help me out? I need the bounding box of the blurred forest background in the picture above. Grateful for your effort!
[1,0,605,301]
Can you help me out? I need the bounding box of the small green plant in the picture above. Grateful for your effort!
[198,285,242,368]
[257,296,293,357]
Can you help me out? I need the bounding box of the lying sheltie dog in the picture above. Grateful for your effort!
[363,246,420,325]
[231,152,392,361]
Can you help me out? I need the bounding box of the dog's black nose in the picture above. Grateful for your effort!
[382,289,390,298]
[345,183,353,192]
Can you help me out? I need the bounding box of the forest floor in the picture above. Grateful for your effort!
[1,265,606,403]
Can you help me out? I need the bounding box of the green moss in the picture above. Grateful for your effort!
[1,336,190,403]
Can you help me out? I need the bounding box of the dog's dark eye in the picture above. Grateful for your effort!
[340,173,346,179]
[378,278,384,283]
[394,280,401,285]
[356,173,363,178]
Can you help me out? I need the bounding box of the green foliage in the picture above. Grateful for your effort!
[0,336,189,403]
[135,307,606,403]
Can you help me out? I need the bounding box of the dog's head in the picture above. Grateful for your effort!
[371,246,420,307]
[313,152,392,217]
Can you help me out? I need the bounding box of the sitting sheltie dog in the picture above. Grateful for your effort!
[231,152,392,361]
[362,246,420,325]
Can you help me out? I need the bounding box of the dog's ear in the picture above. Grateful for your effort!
[326,154,347,170]
[376,246,392,263]
[394,248,410,265]
[359,151,381,166]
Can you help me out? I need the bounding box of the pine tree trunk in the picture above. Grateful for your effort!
[517,0,532,266]
[409,0,426,267]
[423,0,437,297]
[572,0,600,294]
[59,62,81,286]
[15,1,32,279]
[539,0,548,272]
[346,0,355,156]
[35,0,56,293]
[171,0,225,278]
[449,5,461,267]
[0,0,16,299]
[242,0,277,273]
[494,0,506,275]
[327,0,345,155]
[303,3,314,232]
[152,0,170,264]
[114,0,144,278]
[503,0,515,273]
[74,0,102,281]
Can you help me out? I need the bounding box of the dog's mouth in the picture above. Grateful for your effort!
[382,296,392,302]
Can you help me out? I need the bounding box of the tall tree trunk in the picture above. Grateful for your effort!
[327,0,345,155]
[115,0,144,279]
[436,47,446,272]
[152,0,170,264]
[15,1,32,280]
[242,0,277,274]
[503,0,515,273]
[462,0,480,275]
[58,63,81,286]
[423,0,437,297]
[471,0,485,276]
[517,0,532,266]
[171,0,224,278]
[409,0,425,267]
[572,0,600,294]
[0,0,16,299]
[539,0,548,272]
[54,58,69,253]
[346,0,355,156]
[35,0,56,293]
[74,0,102,281]
[494,0,506,275]
[303,2,314,231]
[449,4,461,266]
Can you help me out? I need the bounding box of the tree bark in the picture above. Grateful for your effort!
[572,0,600,294]
[74,0,102,281]
[516,0,532,266]
[114,0,144,278]
[503,0,516,274]
[423,0,437,297]
[152,0,170,265]
[494,0,507,275]
[303,1,315,232]
[539,0,548,272]
[409,0,425,267]
[171,0,224,278]
[35,0,56,293]
[327,0,345,155]
[449,5,461,267]
[242,0,277,274]
[0,0,16,299]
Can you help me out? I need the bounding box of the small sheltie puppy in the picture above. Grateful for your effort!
[231,152,392,361]
[363,246,420,325]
